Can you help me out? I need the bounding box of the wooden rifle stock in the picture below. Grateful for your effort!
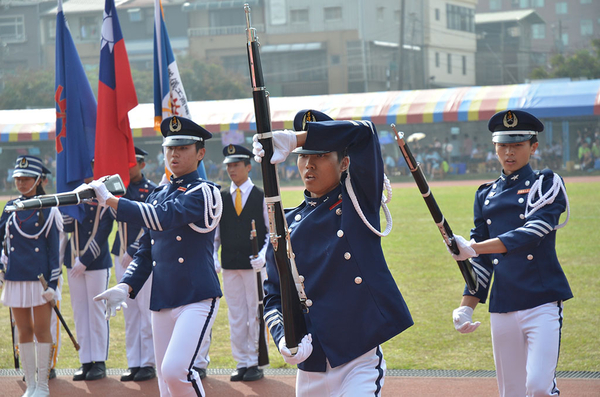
[392,125,478,294]
[251,220,269,367]
[245,4,306,353]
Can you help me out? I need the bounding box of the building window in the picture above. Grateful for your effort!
[561,33,569,46]
[447,53,452,74]
[462,55,467,75]
[581,19,593,36]
[555,2,567,14]
[291,8,309,24]
[446,4,474,33]
[435,8,440,21]
[377,7,384,22]
[209,9,245,27]
[47,18,56,40]
[79,16,99,40]
[0,15,25,43]
[531,23,545,39]
[435,52,440,68]
[519,0,529,8]
[324,6,342,21]
[128,8,143,22]
[489,0,501,11]
[533,0,544,6]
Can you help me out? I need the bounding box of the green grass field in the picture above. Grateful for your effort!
[0,181,598,372]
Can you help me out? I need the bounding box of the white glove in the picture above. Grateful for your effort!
[452,306,481,334]
[69,257,87,278]
[90,179,114,206]
[447,235,478,261]
[252,130,297,164]
[214,258,221,274]
[0,271,4,289]
[249,253,266,270]
[0,249,7,266]
[94,283,129,320]
[42,287,56,303]
[279,334,313,365]
[121,253,133,269]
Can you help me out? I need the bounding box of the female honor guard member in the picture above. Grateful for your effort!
[93,116,223,397]
[63,165,114,381]
[214,144,269,382]
[253,110,413,396]
[0,156,62,397]
[449,110,572,397]
[110,147,157,382]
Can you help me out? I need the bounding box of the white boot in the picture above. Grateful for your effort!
[31,343,53,397]
[19,342,37,397]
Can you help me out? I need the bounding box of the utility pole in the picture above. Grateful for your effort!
[398,0,405,90]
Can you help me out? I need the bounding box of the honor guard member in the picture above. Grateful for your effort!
[63,159,115,381]
[92,116,223,397]
[214,144,269,382]
[0,156,62,397]
[448,110,572,397]
[253,110,413,397]
[110,147,158,382]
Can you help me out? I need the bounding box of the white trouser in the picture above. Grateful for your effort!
[67,268,110,364]
[222,268,266,369]
[296,346,386,397]
[491,301,563,397]
[152,298,219,397]
[115,254,155,368]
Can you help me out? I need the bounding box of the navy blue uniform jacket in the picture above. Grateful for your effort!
[264,120,413,372]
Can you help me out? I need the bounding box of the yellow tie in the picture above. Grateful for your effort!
[235,188,242,216]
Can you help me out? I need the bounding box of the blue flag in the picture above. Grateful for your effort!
[55,0,96,221]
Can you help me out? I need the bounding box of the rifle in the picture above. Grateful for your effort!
[245,4,307,353]
[251,219,269,367]
[392,125,478,293]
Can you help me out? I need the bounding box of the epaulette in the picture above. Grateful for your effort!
[477,180,496,191]
[537,168,555,179]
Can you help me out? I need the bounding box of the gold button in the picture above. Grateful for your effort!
[518,198,524,204]
[484,200,489,205]
[35,248,39,252]
[338,194,342,200]
[151,239,155,245]
[354,277,362,284]
[299,275,305,282]
[486,219,492,225]
[527,254,533,260]
[336,208,342,215]
[178,257,184,263]
[294,214,302,221]
[176,236,182,241]
[493,259,498,265]
[337,230,344,238]
[520,214,525,219]
[9,234,13,239]
[10,247,14,251]
[525,180,530,186]
[306,299,313,307]
[344,252,351,260]
[153,200,158,205]
[35,222,39,227]
[152,261,156,266]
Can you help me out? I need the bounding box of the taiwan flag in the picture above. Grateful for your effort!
[55,0,96,221]
[95,0,138,187]
[154,0,206,179]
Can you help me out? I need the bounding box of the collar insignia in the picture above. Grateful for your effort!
[503,111,518,128]
[511,174,519,181]
[175,179,183,184]
[308,201,317,207]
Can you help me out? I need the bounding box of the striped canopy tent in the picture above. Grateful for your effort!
[2,79,599,142]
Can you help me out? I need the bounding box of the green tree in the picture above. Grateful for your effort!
[178,57,248,101]
[530,39,600,80]
[0,70,55,109]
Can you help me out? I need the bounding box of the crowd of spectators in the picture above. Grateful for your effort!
[577,128,600,172]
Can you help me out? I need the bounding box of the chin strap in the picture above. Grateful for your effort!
[525,173,570,230]
[345,169,393,237]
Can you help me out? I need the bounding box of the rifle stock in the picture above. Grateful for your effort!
[245,4,306,353]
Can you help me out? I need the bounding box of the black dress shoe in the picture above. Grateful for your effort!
[193,366,207,380]
[73,363,93,381]
[242,366,264,382]
[49,368,57,380]
[230,367,247,382]
[120,367,140,381]
[133,366,156,382]
[85,361,106,380]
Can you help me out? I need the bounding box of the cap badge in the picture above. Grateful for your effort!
[169,117,182,132]
[302,110,317,130]
[18,158,28,168]
[227,144,235,154]
[503,111,518,129]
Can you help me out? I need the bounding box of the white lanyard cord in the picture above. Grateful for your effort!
[186,182,223,234]
[345,169,393,237]
[525,173,570,230]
